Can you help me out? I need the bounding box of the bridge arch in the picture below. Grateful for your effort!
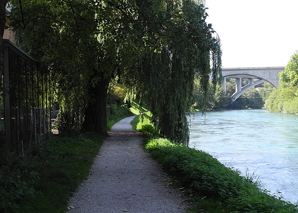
[222,67,284,102]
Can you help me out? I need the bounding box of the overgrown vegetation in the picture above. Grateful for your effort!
[0,85,134,212]
[9,0,221,145]
[133,115,298,212]
[191,79,228,111]
[0,83,136,212]
[191,78,269,111]
[0,134,104,213]
[265,52,298,113]
[106,83,134,130]
[145,138,297,212]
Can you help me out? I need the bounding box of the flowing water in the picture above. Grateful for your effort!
[189,109,298,204]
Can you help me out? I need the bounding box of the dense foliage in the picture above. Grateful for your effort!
[265,52,298,113]
[191,78,267,111]
[8,0,221,145]
[192,78,228,111]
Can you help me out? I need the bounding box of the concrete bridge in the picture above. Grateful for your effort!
[222,67,285,102]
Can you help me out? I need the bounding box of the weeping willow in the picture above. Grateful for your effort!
[136,0,221,145]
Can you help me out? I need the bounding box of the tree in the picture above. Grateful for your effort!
[265,84,296,112]
[259,82,275,102]
[192,79,228,111]
[10,0,119,133]
[9,0,221,144]
[265,52,298,113]
[130,0,221,144]
[279,52,298,86]
[244,89,264,108]
[214,84,228,109]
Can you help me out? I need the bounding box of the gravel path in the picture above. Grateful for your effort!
[67,116,188,213]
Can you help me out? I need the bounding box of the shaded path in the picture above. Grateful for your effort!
[67,116,188,213]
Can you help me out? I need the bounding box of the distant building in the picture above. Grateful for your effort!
[3,8,14,42]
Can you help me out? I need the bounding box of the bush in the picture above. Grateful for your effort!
[140,124,158,136]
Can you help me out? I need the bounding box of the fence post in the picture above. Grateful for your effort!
[34,107,37,144]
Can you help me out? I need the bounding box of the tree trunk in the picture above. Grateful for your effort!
[83,77,110,134]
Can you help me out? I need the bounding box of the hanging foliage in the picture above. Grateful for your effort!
[8,0,221,143]
[133,0,222,145]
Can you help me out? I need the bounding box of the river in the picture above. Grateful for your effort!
[189,109,298,204]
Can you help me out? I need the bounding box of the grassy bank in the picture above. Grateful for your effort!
[0,134,104,213]
[132,115,298,213]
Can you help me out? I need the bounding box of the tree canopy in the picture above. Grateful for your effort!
[279,51,298,86]
[8,0,221,145]
[265,52,298,113]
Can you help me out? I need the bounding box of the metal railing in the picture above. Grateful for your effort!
[1,40,51,156]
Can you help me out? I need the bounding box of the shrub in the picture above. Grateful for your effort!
[140,124,158,136]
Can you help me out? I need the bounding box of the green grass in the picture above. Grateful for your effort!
[0,104,134,212]
[131,112,153,131]
[129,101,149,115]
[107,103,134,130]
[130,102,154,132]
[144,137,298,213]
[0,133,104,213]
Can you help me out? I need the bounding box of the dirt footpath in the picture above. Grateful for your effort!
[67,116,188,213]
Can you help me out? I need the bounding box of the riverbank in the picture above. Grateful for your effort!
[143,136,297,212]
[132,114,298,212]
[2,111,297,212]
[189,109,298,204]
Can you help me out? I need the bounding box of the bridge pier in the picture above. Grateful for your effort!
[222,77,226,93]
[235,77,242,93]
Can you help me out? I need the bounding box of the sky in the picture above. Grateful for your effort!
[205,0,298,68]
